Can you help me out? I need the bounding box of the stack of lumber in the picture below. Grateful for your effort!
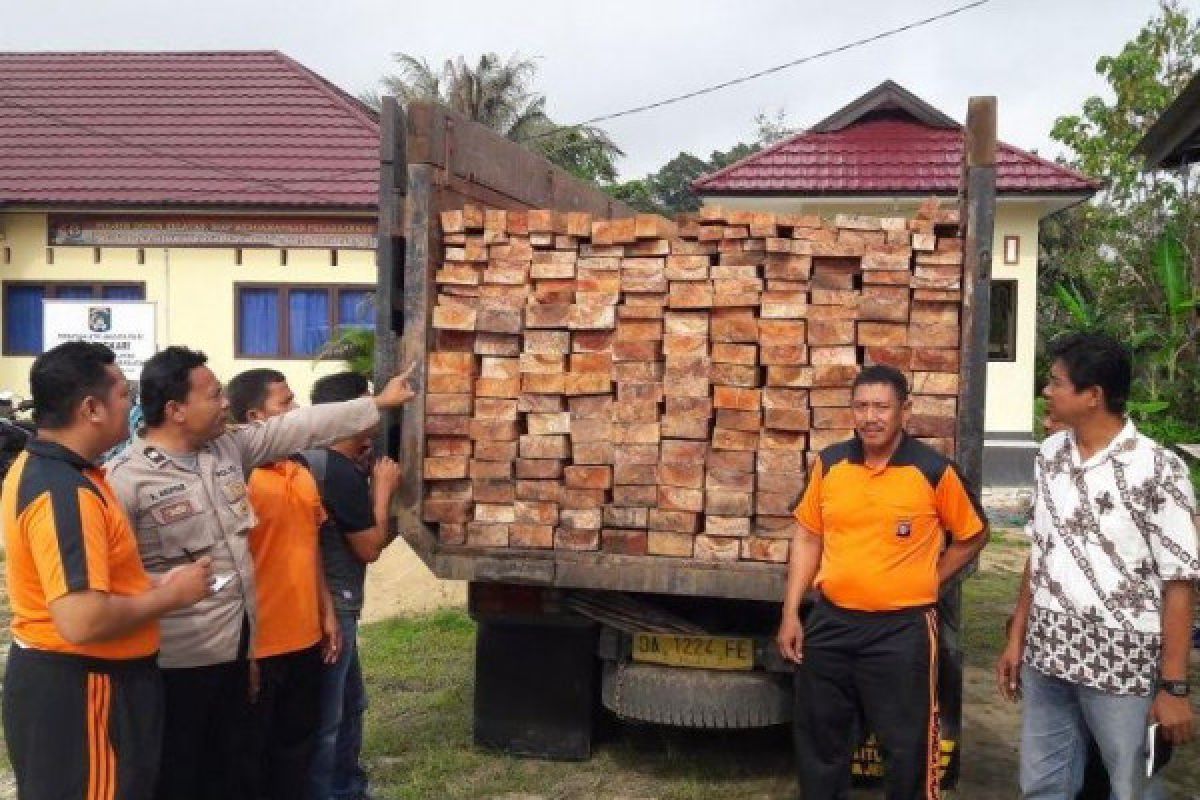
[421,201,964,563]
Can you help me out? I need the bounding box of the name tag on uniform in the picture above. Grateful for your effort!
[152,499,200,525]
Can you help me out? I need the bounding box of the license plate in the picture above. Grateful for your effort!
[631,632,754,670]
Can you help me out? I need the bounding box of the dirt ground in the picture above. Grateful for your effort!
[362,537,467,622]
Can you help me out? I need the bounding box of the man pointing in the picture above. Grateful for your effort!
[107,347,413,800]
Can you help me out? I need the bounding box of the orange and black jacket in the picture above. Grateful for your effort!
[1,439,157,659]
[795,434,987,612]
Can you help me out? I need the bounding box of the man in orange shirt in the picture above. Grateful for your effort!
[776,365,989,800]
[227,368,340,800]
[1,341,212,800]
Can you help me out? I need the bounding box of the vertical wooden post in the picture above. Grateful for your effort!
[375,97,407,459]
[397,166,437,513]
[956,96,997,493]
[938,96,996,791]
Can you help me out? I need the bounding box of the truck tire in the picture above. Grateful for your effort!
[601,661,791,729]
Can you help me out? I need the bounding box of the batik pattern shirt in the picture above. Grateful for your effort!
[1023,422,1200,696]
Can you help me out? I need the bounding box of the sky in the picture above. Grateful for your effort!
[0,0,1186,179]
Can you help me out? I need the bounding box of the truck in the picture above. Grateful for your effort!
[374,96,998,787]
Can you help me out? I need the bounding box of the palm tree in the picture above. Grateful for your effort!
[364,52,623,183]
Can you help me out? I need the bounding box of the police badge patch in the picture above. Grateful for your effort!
[896,519,913,538]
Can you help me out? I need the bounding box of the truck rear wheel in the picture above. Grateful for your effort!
[601,661,791,729]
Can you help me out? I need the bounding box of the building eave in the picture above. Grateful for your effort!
[1135,71,1200,170]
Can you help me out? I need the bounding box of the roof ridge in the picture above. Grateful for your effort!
[271,51,380,133]
[810,80,959,132]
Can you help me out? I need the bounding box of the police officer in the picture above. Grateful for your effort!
[107,347,413,800]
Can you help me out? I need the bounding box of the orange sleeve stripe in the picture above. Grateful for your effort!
[24,485,112,602]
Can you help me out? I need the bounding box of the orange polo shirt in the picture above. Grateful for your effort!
[2,440,158,659]
[795,435,986,611]
[247,459,325,659]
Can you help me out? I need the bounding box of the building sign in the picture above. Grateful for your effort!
[43,300,157,380]
[48,215,377,250]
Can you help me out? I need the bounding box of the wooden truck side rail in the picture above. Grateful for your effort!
[378,97,995,603]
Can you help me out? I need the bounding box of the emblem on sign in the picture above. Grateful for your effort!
[896,519,913,538]
[88,306,112,332]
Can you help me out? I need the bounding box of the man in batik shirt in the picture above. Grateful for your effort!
[997,332,1197,800]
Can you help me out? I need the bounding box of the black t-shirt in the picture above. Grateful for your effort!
[314,449,373,616]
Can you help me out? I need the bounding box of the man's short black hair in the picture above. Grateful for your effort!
[140,346,208,428]
[1047,332,1131,413]
[852,364,910,404]
[311,371,369,405]
[227,368,288,424]
[30,341,119,430]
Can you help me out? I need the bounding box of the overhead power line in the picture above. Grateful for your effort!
[0,1,990,200]
[521,0,991,142]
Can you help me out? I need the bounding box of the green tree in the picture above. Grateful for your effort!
[607,110,795,214]
[1050,1,1200,206]
[604,178,661,213]
[1042,0,1200,427]
[365,52,624,185]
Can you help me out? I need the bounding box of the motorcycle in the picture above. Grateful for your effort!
[0,391,35,483]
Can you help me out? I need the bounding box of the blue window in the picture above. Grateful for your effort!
[3,282,145,355]
[288,289,331,357]
[235,285,374,358]
[237,288,281,357]
[338,289,376,329]
[103,285,145,300]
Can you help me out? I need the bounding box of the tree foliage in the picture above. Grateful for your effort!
[364,52,624,185]
[1042,0,1200,429]
[605,110,796,214]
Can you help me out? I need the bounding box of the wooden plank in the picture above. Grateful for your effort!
[404,103,634,217]
[956,95,997,494]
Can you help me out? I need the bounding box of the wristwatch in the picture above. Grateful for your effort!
[1159,679,1191,697]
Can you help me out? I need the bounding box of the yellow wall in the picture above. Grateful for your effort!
[700,196,1045,435]
[0,211,376,404]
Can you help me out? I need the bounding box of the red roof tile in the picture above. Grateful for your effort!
[0,52,379,209]
[694,111,1100,196]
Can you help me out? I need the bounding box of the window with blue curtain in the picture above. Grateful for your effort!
[337,289,375,330]
[234,285,375,358]
[4,285,45,355]
[3,283,147,355]
[102,285,146,300]
[288,289,330,356]
[238,288,281,356]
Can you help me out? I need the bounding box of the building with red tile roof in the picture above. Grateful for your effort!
[0,51,381,401]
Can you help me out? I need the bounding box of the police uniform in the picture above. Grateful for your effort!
[2,439,162,800]
[792,434,986,800]
[105,396,379,800]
